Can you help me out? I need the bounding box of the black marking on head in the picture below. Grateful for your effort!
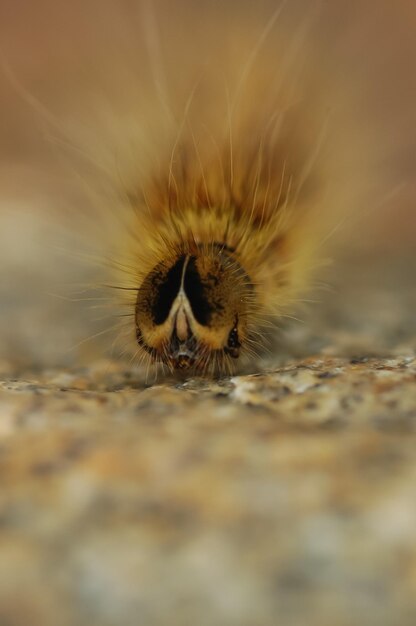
[167,323,199,369]
[183,256,213,326]
[151,255,185,325]
[224,318,241,359]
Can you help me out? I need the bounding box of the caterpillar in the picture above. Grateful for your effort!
[3,1,386,376]
[95,0,380,377]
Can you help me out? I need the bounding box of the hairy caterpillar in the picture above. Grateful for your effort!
[2,0,386,375]
[95,0,379,377]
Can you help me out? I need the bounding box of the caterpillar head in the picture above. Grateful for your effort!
[135,244,254,374]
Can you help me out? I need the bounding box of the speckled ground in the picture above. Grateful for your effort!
[0,261,416,626]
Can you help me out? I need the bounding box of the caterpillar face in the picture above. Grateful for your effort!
[135,244,254,372]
